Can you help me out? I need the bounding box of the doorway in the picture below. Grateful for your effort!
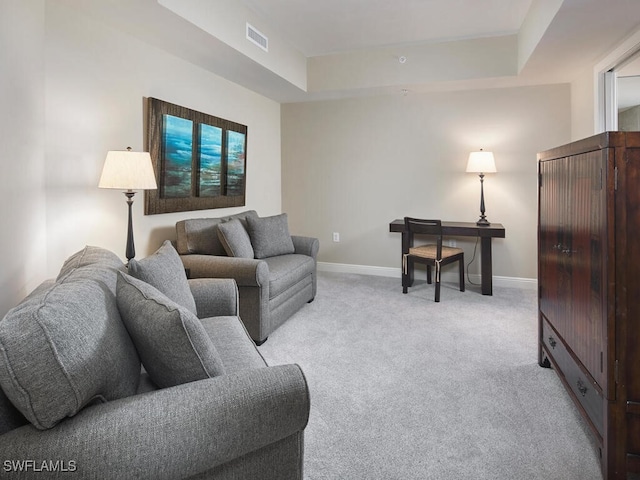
[596,29,640,132]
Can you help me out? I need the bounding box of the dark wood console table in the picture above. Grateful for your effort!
[389,220,505,295]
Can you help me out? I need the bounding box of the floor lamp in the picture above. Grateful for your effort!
[466,149,497,226]
[98,147,157,263]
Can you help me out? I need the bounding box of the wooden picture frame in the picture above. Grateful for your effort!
[145,97,247,215]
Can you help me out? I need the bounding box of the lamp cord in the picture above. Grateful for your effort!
[465,236,480,285]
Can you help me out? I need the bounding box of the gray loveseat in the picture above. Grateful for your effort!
[176,211,319,344]
[0,244,309,479]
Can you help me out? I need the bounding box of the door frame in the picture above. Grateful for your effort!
[595,29,640,133]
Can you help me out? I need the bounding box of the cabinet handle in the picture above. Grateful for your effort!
[577,379,588,397]
[548,336,557,349]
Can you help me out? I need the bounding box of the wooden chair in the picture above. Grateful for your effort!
[402,217,465,302]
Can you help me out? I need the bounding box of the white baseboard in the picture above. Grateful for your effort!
[317,262,398,277]
[317,262,538,290]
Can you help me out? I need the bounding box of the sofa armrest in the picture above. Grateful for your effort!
[188,277,239,318]
[181,254,269,288]
[292,236,319,260]
[0,364,309,480]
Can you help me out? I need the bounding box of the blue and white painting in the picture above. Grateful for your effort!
[162,114,193,198]
[226,130,246,196]
[198,124,222,197]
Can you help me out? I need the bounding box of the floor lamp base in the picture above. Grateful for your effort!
[124,191,136,263]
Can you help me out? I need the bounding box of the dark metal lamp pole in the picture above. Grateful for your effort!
[476,173,489,226]
[124,190,136,263]
[466,149,497,227]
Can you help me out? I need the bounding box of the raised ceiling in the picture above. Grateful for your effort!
[238,0,534,57]
[55,0,640,103]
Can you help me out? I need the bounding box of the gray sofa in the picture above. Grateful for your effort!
[176,211,319,344]
[0,244,309,479]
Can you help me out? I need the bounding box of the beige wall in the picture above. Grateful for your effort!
[282,84,571,282]
[570,66,597,140]
[0,0,48,316]
[43,1,282,276]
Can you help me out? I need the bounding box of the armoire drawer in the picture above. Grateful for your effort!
[541,318,604,437]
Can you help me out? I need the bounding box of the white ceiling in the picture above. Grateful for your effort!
[56,0,640,104]
[238,0,534,57]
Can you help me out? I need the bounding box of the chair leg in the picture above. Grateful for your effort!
[459,259,465,292]
[402,257,410,294]
[435,279,441,302]
[426,265,432,284]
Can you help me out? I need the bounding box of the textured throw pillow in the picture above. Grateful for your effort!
[128,240,197,315]
[217,219,255,258]
[116,273,226,388]
[56,245,125,280]
[246,213,295,259]
[0,264,141,430]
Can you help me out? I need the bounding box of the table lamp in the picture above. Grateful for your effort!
[98,147,157,263]
[466,149,497,226]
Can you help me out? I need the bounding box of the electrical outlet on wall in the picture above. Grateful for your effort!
[333,232,340,242]
[448,239,457,247]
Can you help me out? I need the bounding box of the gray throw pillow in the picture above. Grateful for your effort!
[217,219,255,258]
[128,240,197,315]
[0,263,141,430]
[246,213,295,259]
[56,245,124,280]
[116,273,226,388]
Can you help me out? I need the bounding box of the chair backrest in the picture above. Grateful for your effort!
[404,217,444,257]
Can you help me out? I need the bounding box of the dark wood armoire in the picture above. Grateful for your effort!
[538,131,640,480]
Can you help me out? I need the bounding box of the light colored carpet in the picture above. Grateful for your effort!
[258,271,603,480]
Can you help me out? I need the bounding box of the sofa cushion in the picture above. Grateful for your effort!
[0,387,27,434]
[116,273,226,388]
[227,209,259,227]
[176,210,259,256]
[246,213,295,259]
[176,218,226,256]
[200,316,267,373]
[0,254,141,430]
[128,240,197,315]
[56,245,125,280]
[264,254,316,299]
[217,219,255,258]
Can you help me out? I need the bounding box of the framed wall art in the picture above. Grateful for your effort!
[145,97,247,215]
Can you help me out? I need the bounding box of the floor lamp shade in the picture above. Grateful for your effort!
[466,150,497,226]
[98,149,157,190]
[99,148,157,262]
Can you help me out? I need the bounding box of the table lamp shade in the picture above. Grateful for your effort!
[99,149,157,191]
[466,150,497,174]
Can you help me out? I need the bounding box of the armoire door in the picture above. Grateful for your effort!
[539,151,607,389]
[539,157,572,342]
[566,150,607,390]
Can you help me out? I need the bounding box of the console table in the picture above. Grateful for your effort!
[389,220,505,295]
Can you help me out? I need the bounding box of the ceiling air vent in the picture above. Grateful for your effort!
[246,23,268,52]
